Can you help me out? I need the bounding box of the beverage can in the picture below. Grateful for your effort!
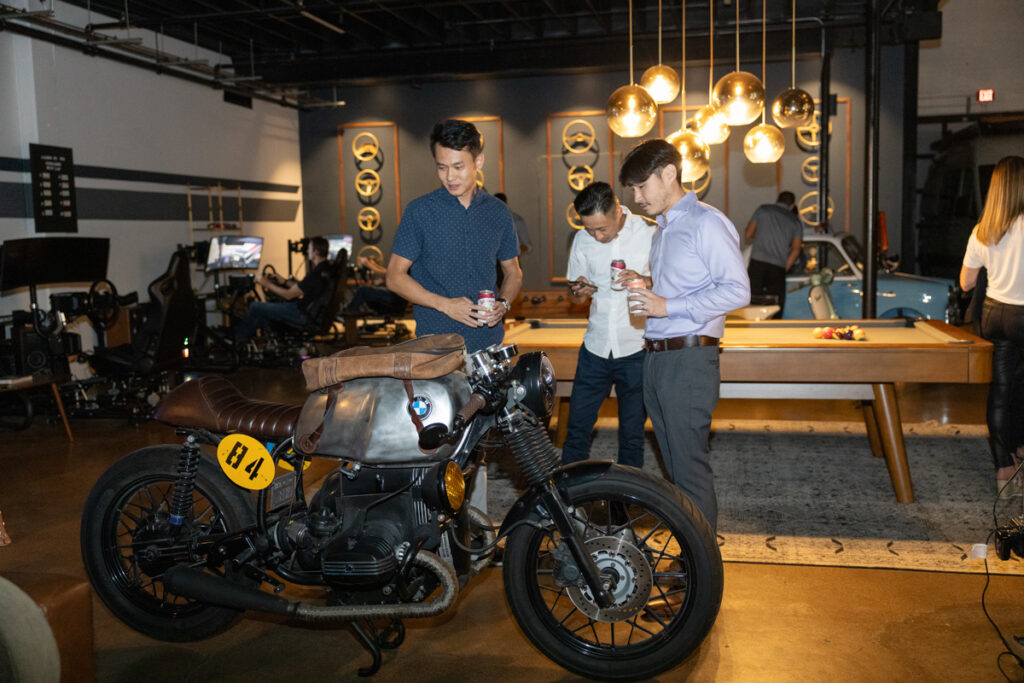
[610,259,626,290]
[477,289,496,311]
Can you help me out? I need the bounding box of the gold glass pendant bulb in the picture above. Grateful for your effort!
[606,84,658,138]
[666,128,711,182]
[712,71,765,126]
[690,104,730,144]
[640,64,680,105]
[772,87,815,128]
[743,123,786,163]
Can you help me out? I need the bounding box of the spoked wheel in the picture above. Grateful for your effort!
[503,467,723,681]
[81,446,256,641]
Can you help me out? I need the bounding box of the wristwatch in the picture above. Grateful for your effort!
[497,297,510,314]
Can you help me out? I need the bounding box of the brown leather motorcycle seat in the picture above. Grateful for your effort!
[153,376,301,441]
[301,333,466,392]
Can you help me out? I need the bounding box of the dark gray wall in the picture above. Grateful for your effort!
[300,47,907,289]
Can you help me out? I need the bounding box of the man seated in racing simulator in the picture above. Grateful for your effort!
[233,236,331,343]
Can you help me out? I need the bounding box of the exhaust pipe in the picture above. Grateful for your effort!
[161,550,459,624]
[163,566,297,617]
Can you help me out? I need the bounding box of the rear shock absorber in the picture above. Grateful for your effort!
[502,413,561,486]
[169,434,202,525]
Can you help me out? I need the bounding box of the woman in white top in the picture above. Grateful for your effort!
[960,156,1024,495]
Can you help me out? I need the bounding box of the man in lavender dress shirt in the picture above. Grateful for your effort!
[619,140,750,532]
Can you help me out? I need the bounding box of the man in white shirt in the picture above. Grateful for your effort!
[562,181,656,468]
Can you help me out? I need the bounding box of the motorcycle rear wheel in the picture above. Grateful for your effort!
[503,467,723,681]
[81,446,256,642]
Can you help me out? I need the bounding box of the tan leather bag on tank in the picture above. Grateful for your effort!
[300,333,466,392]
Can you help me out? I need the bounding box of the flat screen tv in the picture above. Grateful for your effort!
[325,234,353,262]
[205,235,263,272]
[0,237,110,291]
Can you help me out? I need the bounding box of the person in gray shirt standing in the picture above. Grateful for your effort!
[744,191,803,317]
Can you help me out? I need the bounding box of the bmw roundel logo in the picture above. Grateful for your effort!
[408,395,432,420]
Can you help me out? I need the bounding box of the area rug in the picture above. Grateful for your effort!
[486,418,1024,576]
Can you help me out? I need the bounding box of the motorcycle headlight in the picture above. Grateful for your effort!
[423,461,465,514]
[510,351,557,420]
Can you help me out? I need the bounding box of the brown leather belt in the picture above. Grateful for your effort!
[644,335,720,352]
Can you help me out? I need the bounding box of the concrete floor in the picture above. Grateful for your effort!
[2,372,1023,681]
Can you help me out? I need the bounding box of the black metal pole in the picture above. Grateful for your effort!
[901,40,919,274]
[863,0,881,317]
[819,27,831,235]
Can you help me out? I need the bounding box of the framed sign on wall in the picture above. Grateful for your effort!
[29,144,78,233]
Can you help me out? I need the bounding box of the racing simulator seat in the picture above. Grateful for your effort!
[89,248,196,378]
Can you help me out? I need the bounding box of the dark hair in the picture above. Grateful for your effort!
[310,236,329,259]
[430,119,483,157]
[777,191,796,206]
[494,192,508,203]
[573,181,618,217]
[619,139,681,187]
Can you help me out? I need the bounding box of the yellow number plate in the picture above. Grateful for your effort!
[217,434,274,490]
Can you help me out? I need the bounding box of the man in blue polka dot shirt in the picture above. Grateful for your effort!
[387,119,522,353]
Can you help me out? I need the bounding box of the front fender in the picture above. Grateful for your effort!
[498,460,616,537]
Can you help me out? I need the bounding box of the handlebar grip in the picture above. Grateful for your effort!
[457,394,487,424]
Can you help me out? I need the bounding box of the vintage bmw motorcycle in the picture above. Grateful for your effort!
[80,334,723,680]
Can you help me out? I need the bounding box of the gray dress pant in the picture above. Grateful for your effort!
[642,345,721,532]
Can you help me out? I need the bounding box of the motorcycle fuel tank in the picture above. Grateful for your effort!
[295,373,472,464]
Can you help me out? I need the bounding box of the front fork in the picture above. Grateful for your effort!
[500,412,614,608]
[538,482,615,608]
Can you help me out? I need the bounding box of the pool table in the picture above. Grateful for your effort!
[503,318,993,503]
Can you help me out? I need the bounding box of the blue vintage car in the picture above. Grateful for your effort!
[781,231,960,322]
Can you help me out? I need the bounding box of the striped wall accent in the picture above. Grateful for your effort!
[0,156,300,221]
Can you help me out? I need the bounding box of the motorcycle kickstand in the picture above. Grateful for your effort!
[350,617,405,676]
[350,619,382,677]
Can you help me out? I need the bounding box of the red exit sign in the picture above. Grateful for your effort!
[977,88,995,103]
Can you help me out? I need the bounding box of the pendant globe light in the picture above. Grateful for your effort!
[641,0,681,104]
[744,0,785,163]
[772,0,815,127]
[665,0,710,183]
[607,0,658,138]
[712,0,764,126]
[690,0,729,145]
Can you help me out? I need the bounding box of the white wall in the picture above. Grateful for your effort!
[919,0,1024,116]
[0,1,304,333]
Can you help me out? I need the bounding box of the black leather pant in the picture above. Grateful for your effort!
[981,298,1024,469]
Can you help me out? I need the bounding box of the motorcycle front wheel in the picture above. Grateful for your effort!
[503,466,723,681]
[81,445,256,642]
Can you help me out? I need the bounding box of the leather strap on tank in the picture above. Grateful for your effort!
[297,383,342,454]
[402,379,424,434]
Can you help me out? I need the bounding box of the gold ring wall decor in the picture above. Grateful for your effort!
[475,169,485,189]
[567,165,595,192]
[355,169,381,197]
[792,98,851,232]
[801,157,820,184]
[337,121,401,243]
[357,206,381,232]
[351,132,380,161]
[799,191,834,226]
[356,245,384,265]
[546,110,616,284]
[561,119,596,153]
[566,202,585,230]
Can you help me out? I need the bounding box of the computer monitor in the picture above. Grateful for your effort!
[325,234,353,262]
[0,237,110,292]
[205,235,263,272]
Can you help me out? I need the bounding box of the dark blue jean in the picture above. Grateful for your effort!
[234,301,308,342]
[344,286,407,316]
[561,344,646,468]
